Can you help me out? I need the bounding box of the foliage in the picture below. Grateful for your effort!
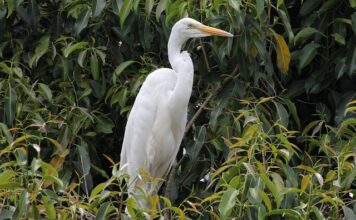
[0,0,355,219]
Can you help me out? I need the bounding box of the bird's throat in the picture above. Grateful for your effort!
[167,31,188,71]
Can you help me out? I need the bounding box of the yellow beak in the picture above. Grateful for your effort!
[197,25,233,37]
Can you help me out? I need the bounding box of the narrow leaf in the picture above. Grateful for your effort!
[259,190,272,212]
[298,42,320,71]
[38,83,53,102]
[343,206,356,220]
[90,54,100,80]
[29,35,50,68]
[301,175,311,193]
[96,202,111,220]
[294,27,321,45]
[0,170,15,185]
[63,42,88,58]
[255,0,264,18]
[156,0,167,21]
[120,0,132,27]
[113,60,135,82]
[218,187,238,219]
[145,0,154,16]
[74,9,90,35]
[274,33,290,74]
[92,0,106,17]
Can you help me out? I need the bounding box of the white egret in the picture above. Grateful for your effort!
[120,18,232,197]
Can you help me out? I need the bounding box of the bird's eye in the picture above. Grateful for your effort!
[188,24,193,29]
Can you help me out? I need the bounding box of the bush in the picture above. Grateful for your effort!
[0,0,355,219]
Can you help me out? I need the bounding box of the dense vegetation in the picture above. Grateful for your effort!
[0,0,355,219]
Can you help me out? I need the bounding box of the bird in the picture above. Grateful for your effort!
[119,17,233,202]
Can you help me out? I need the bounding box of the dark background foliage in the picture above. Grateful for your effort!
[0,0,355,219]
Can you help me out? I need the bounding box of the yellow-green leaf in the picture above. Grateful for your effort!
[301,175,311,193]
[274,33,290,74]
[259,190,272,212]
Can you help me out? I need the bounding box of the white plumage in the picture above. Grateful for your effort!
[119,18,233,197]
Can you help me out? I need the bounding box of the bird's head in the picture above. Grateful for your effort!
[172,18,233,39]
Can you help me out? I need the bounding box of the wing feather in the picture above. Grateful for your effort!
[120,68,177,188]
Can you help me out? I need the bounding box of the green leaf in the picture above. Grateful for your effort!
[4,85,17,126]
[284,98,300,128]
[274,102,289,127]
[40,160,58,177]
[0,170,15,185]
[0,210,14,219]
[75,9,90,35]
[63,42,88,58]
[331,33,345,45]
[156,0,167,21]
[312,206,326,220]
[343,206,356,220]
[43,196,56,220]
[255,0,264,18]
[347,44,356,76]
[78,50,88,67]
[317,0,338,14]
[266,209,302,220]
[294,27,321,45]
[298,42,320,71]
[113,60,135,82]
[90,182,106,198]
[112,0,123,15]
[42,176,64,188]
[6,0,15,18]
[352,12,356,34]
[92,0,106,17]
[277,9,294,44]
[95,49,106,64]
[341,167,356,189]
[29,35,50,68]
[0,62,12,74]
[12,191,29,220]
[38,83,53,102]
[90,54,100,80]
[259,190,272,212]
[228,0,241,11]
[132,0,140,12]
[350,0,356,8]
[218,187,238,220]
[0,182,21,189]
[75,145,92,195]
[299,0,323,16]
[28,0,40,27]
[120,0,132,27]
[145,0,154,16]
[257,162,281,208]
[0,122,13,144]
[242,124,259,142]
[96,116,114,134]
[96,202,111,220]
[277,0,284,8]
[186,126,206,160]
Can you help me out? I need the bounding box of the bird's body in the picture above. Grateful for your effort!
[120,67,191,187]
[119,18,232,197]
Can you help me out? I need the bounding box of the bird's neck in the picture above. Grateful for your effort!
[167,31,194,111]
[167,32,187,70]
